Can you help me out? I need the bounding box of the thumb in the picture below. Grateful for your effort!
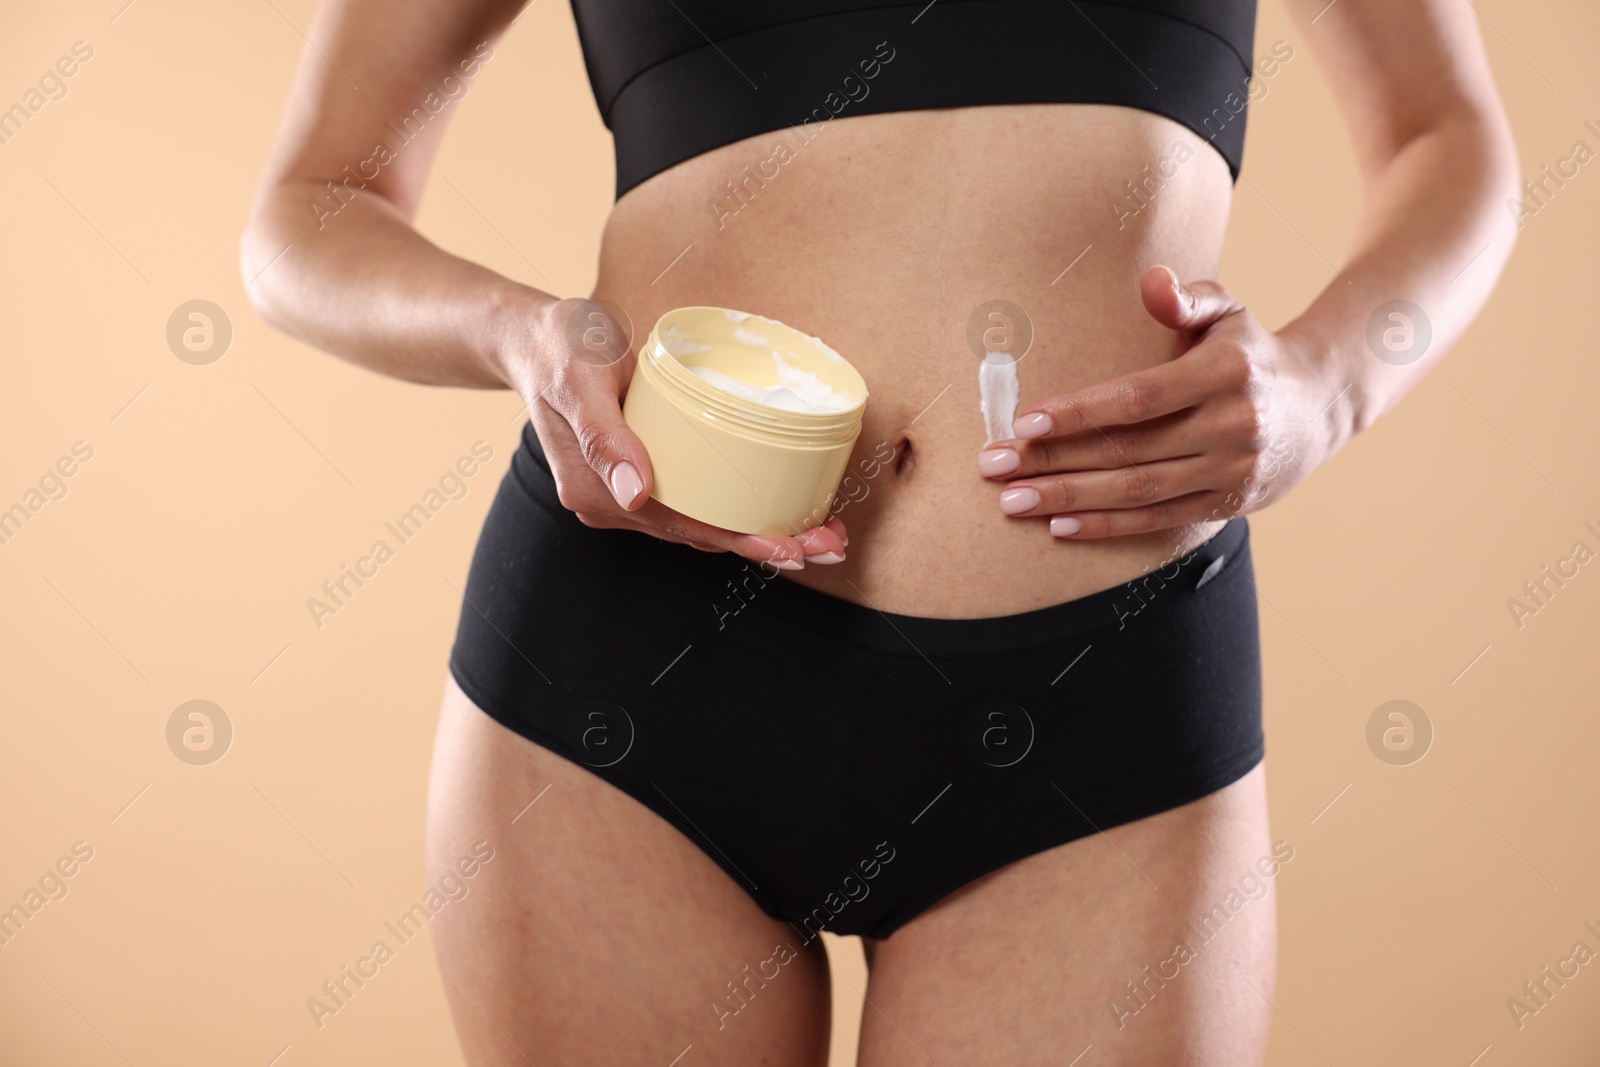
[545,296,655,511]
[1139,265,1241,334]
[593,391,654,512]
[558,363,655,512]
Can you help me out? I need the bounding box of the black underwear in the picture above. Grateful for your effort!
[447,422,1264,940]
[569,0,1260,199]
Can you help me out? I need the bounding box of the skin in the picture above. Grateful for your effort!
[243,0,1517,1062]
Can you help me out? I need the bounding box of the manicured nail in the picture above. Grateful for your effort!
[978,448,1020,477]
[774,558,804,570]
[609,461,643,508]
[805,551,844,565]
[1012,412,1052,439]
[1000,487,1040,515]
[1051,515,1082,537]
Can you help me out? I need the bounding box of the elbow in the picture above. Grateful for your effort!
[1447,109,1522,218]
[1455,96,1522,241]
[1465,107,1523,281]
[238,207,293,335]
[1479,107,1522,231]
[1365,102,1523,225]
[1404,106,1524,261]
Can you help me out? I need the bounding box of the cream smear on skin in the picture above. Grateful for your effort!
[979,352,1020,444]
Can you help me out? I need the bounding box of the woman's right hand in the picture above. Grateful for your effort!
[236,0,844,572]
[511,296,849,571]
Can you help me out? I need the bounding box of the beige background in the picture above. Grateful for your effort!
[2,0,1597,1063]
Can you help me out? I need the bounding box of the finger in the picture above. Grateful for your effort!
[795,517,847,563]
[690,511,846,565]
[532,390,648,515]
[631,498,812,568]
[534,402,812,568]
[1008,357,1213,442]
[1047,490,1229,540]
[535,322,852,568]
[1139,265,1244,335]
[997,455,1221,517]
[979,410,1213,479]
[581,378,653,510]
[541,354,656,512]
[1005,270,1242,442]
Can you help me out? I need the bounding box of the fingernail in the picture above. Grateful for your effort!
[978,448,1020,477]
[1051,515,1082,537]
[1000,487,1040,515]
[609,461,643,508]
[1169,269,1195,310]
[774,558,804,571]
[1012,413,1052,439]
[804,551,844,565]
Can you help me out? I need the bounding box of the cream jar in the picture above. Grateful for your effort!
[621,306,869,536]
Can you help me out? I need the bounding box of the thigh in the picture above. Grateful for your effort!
[426,676,833,1067]
[856,762,1278,1067]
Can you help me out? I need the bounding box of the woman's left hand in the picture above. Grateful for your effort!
[977,264,1337,539]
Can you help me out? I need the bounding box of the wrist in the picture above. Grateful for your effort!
[483,282,557,398]
[1278,322,1363,460]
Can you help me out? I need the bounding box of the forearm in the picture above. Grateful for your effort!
[1277,113,1520,451]
[239,180,552,393]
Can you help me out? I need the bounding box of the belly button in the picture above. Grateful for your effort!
[894,435,915,483]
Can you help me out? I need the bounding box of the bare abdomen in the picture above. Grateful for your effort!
[594,103,1236,617]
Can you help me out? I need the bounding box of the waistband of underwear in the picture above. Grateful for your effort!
[515,418,1250,658]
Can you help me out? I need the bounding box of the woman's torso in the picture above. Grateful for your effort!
[594,102,1236,617]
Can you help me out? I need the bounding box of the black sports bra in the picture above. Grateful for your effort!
[569,1,1258,201]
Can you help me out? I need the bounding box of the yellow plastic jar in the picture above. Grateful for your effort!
[622,306,869,536]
